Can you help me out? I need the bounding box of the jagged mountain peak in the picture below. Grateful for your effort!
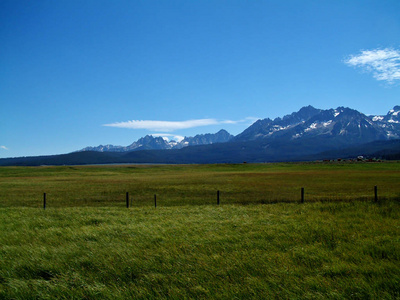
[216,129,230,134]
[371,105,400,126]
[282,105,321,121]
[387,106,400,120]
[177,129,234,148]
[133,135,167,144]
[234,105,322,142]
[328,107,370,123]
[389,105,400,113]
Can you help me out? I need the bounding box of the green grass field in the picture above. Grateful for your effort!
[0,162,399,298]
[1,162,400,207]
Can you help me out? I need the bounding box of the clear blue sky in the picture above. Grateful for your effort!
[1,0,399,158]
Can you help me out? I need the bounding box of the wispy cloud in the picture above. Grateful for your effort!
[103,118,257,132]
[220,117,258,125]
[104,119,218,132]
[344,48,400,84]
[0,146,8,150]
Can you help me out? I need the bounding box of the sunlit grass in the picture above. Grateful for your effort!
[0,202,399,298]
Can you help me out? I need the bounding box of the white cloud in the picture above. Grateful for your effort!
[151,133,185,142]
[0,146,8,150]
[103,117,257,132]
[344,48,400,84]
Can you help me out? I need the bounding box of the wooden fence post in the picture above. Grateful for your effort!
[217,190,220,205]
[374,186,378,202]
[301,187,304,203]
[43,193,46,209]
[126,192,129,208]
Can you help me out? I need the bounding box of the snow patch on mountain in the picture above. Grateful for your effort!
[373,116,384,121]
[305,123,318,132]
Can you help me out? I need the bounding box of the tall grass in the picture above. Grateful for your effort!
[0,201,399,299]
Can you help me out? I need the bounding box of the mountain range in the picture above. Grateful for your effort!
[80,129,234,152]
[234,105,399,145]
[79,105,400,153]
[1,105,400,166]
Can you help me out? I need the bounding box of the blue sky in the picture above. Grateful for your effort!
[1,0,399,158]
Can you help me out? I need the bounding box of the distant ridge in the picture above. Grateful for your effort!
[80,129,234,152]
[1,105,399,166]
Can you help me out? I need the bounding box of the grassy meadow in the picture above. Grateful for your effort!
[1,161,400,207]
[0,162,399,298]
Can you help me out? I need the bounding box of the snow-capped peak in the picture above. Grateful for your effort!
[372,116,384,122]
[334,110,340,117]
[388,105,400,115]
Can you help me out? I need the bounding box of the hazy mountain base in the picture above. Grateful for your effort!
[1,138,399,166]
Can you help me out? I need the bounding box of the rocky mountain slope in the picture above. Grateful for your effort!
[234,105,398,145]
